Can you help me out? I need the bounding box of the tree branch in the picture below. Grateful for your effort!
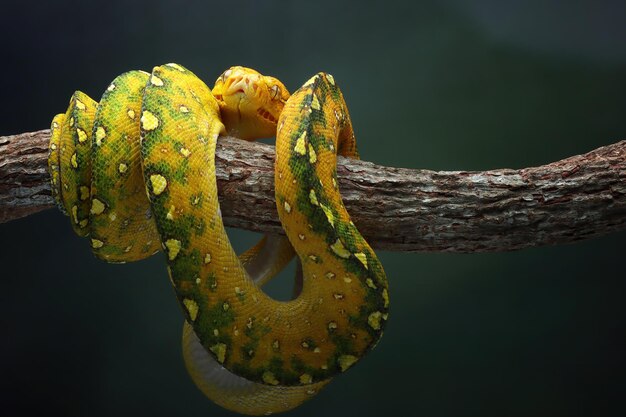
[1,129,625,252]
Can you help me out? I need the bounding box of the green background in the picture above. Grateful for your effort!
[1,1,625,416]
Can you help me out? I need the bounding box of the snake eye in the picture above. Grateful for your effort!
[219,69,232,84]
[269,84,281,100]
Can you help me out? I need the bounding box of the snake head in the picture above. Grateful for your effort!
[212,66,290,140]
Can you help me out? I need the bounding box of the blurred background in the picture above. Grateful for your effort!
[1,1,625,416]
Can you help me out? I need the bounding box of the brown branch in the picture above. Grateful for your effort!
[1,129,625,252]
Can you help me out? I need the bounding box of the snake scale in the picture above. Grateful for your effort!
[47,63,389,414]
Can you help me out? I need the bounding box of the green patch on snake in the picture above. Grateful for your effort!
[300,337,317,351]
[205,272,218,292]
[101,71,149,110]
[241,341,256,360]
[91,146,117,190]
[192,217,207,237]
[185,295,236,355]
[346,284,389,339]
[150,204,193,244]
[289,134,336,240]
[64,94,97,237]
[267,356,291,382]
[92,241,132,258]
[189,192,204,208]
[290,355,332,383]
[97,86,133,119]
[239,317,272,362]
[324,333,362,374]
[232,356,303,386]
[327,80,342,102]
[243,316,271,339]
[168,247,201,285]
[71,146,88,171]
[235,287,246,303]
[329,332,356,356]
[146,81,196,124]
[298,79,331,124]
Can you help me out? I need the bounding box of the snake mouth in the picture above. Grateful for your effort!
[257,108,277,124]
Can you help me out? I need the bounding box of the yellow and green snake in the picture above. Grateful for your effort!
[48,63,389,415]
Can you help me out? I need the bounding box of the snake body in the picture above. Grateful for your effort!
[48,64,389,414]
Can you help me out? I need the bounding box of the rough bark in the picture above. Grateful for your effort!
[1,129,625,252]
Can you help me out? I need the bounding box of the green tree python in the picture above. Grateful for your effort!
[47,63,389,414]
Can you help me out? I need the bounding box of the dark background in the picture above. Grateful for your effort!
[1,1,625,416]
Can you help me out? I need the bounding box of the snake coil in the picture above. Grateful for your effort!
[48,63,389,415]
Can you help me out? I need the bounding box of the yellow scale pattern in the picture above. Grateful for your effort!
[48,63,389,415]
